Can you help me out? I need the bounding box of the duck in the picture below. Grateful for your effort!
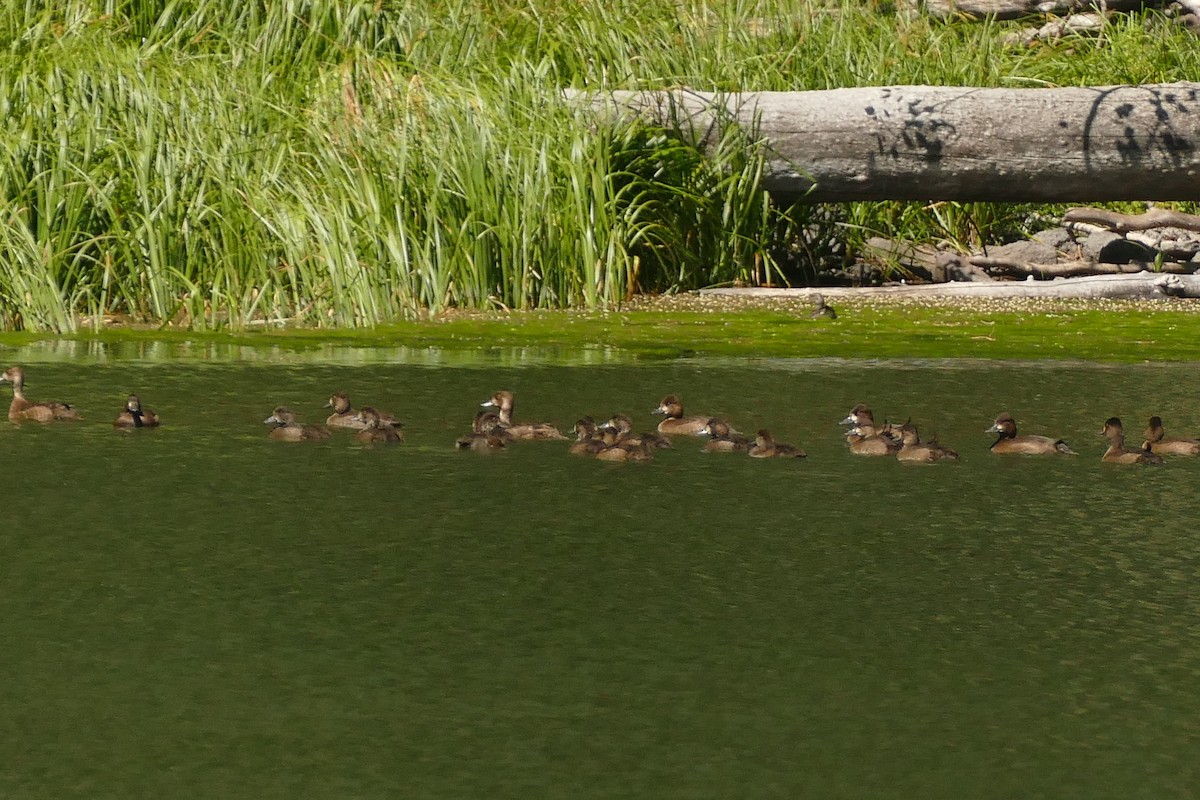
[748,429,807,459]
[652,395,713,436]
[325,392,400,430]
[355,407,403,444]
[455,410,510,451]
[1143,416,1200,456]
[840,406,901,456]
[599,413,672,450]
[1100,417,1163,465]
[113,394,160,429]
[845,422,902,456]
[810,293,837,320]
[700,418,750,453]
[264,406,332,441]
[594,430,654,462]
[894,421,958,463]
[986,412,1075,455]
[568,417,606,455]
[480,391,567,440]
[1,366,82,422]
[839,403,876,428]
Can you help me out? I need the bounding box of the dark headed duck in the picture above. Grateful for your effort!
[1143,416,1200,456]
[480,391,566,440]
[652,395,712,436]
[113,394,160,429]
[840,403,876,428]
[987,412,1075,455]
[1100,417,1163,465]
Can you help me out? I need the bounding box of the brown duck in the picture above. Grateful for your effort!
[1,366,81,423]
[113,394,160,429]
[987,413,1075,455]
[1143,416,1200,456]
[264,406,332,441]
[481,391,566,440]
[1100,417,1162,465]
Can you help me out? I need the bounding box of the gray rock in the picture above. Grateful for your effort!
[1081,230,1159,264]
[1031,227,1075,251]
[981,240,1059,265]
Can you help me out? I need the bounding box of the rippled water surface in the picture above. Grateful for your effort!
[3,351,1199,798]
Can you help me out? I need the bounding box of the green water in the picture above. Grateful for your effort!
[3,353,1199,799]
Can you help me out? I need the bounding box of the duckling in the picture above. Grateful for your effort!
[1143,416,1200,456]
[748,429,807,459]
[810,293,837,320]
[599,413,672,450]
[895,422,958,463]
[455,410,511,451]
[480,391,566,440]
[652,395,713,436]
[1100,417,1163,465]
[355,407,404,444]
[264,406,331,441]
[568,417,606,455]
[1,366,81,423]
[325,392,400,431]
[595,430,654,462]
[987,413,1075,455]
[700,417,751,453]
[113,394,160,429]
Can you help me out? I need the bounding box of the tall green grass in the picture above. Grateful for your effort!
[2,0,1198,331]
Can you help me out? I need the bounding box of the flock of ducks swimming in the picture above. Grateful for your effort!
[2,363,1194,465]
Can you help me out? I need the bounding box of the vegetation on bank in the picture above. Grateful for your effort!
[3,1,1199,332]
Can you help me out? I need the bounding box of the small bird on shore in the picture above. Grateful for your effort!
[810,293,837,320]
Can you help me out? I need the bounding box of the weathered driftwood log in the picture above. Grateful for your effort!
[902,0,1158,20]
[573,83,1200,202]
[699,272,1200,300]
[1003,12,1105,46]
[969,257,1198,277]
[1062,206,1200,233]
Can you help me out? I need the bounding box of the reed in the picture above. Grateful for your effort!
[1,1,1197,331]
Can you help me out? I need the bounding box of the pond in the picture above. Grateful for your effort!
[3,343,1199,799]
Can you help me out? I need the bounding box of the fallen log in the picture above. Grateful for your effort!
[902,0,1158,20]
[699,272,1200,300]
[1062,207,1200,233]
[572,83,1200,202]
[968,257,1198,277]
